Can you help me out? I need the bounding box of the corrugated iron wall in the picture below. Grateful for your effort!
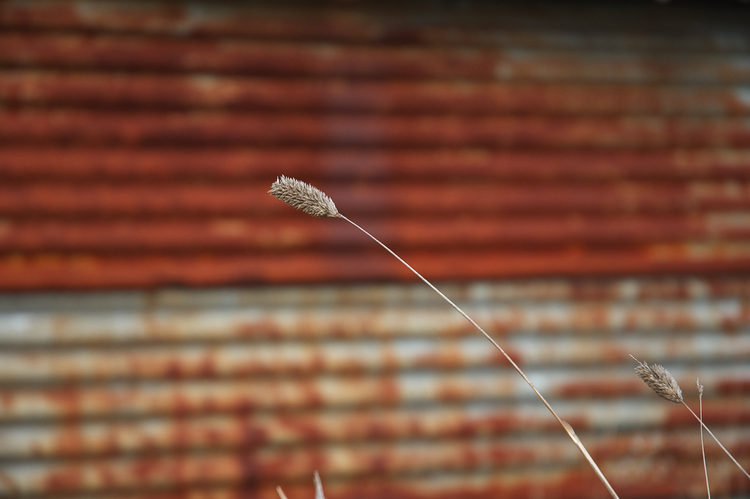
[1,1,750,498]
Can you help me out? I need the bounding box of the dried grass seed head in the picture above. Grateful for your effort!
[633,357,683,403]
[268,175,340,218]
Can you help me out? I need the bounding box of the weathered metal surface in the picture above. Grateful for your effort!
[0,279,749,498]
[5,181,750,216]
[2,30,750,83]
[1,1,750,498]
[4,250,750,290]
[2,0,750,53]
[4,71,750,116]
[2,214,748,252]
[4,148,750,181]
[4,110,750,148]
[0,2,749,290]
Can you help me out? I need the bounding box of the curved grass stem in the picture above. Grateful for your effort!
[337,213,620,499]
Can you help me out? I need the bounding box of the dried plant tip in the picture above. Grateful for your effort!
[269,176,339,218]
[313,471,326,499]
[632,356,683,403]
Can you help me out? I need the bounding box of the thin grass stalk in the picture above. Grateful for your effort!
[339,214,617,496]
[313,471,326,499]
[698,380,710,499]
[681,400,750,481]
[632,356,750,481]
[276,472,326,499]
[269,176,619,499]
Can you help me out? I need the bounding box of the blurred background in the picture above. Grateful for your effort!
[1,0,749,497]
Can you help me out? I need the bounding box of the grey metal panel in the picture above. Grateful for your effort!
[0,278,748,498]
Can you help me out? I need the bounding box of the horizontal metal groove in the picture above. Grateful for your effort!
[1,426,747,478]
[0,366,746,422]
[3,180,750,217]
[3,71,750,117]
[2,147,750,182]
[20,464,749,499]
[0,1,748,37]
[1,405,746,488]
[0,396,538,427]
[0,333,748,385]
[8,95,749,121]
[1,3,750,56]
[2,409,748,463]
[0,26,747,60]
[0,433,748,498]
[2,277,749,309]
[0,323,742,350]
[3,110,750,148]
[0,229,750,252]
[0,266,750,292]
[6,214,750,253]
[0,426,633,464]
[3,14,749,53]
[0,298,747,344]
[8,62,750,90]
[24,100,750,121]
[284,462,750,499]
[2,446,746,497]
[1,31,749,80]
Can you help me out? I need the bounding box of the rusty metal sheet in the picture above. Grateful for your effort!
[2,1,750,55]
[1,363,748,422]
[5,248,750,290]
[4,181,750,217]
[1,281,749,345]
[0,32,501,80]
[3,430,749,496]
[1,404,748,461]
[4,148,750,182]
[0,29,545,79]
[1,331,748,383]
[2,29,750,83]
[0,1,748,291]
[4,71,750,116]
[1,1,750,498]
[0,278,749,498]
[4,214,750,252]
[3,109,750,148]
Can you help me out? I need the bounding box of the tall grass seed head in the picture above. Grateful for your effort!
[633,358,683,403]
[268,175,340,218]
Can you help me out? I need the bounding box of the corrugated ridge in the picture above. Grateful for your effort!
[1,368,747,422]
[3,71,750,115]
[4,181,750,215]
[3,148,750,181]
[6,250,750,290]
[4,111,750,148]
[2,32,750,83]
[2,406,748,460]
[1,289,748,344]
[2,1,750,51]
[1,333,748,382]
